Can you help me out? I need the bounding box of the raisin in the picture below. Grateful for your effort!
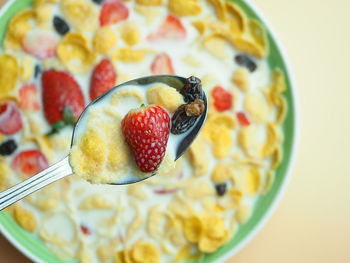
[34,64,41,78]
[215,183,227,196]
[53,16,70,36]
[171,105,197,135]
[180,76,203,103]
[234,54,257,73]
[92,0,104,4]
[185,99,205,116]
[0,139,17,156]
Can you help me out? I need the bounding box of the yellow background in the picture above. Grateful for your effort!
[0,0,350,262]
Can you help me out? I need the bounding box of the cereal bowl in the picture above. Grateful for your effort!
[0,0,297,262]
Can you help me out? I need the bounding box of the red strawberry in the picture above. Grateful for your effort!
[19,83,40,111]
[211,85,232,112]
[0,102,22,135]
[100,0,129,26]
[90,59,117,101]
[150,53,175,75]
[237,112,250,126]
[11,150,49,177]
[147,15,186,41]
[42,70,85,124]
[121,105,170,173]
[22,29,58,60]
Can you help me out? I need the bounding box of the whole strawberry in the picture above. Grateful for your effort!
[121,105,170,173]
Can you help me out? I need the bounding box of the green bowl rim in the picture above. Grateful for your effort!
[0,0,299,262]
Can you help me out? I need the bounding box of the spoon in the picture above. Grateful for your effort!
[0,75,208,210]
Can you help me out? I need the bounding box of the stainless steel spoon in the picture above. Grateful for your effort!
[0,75,208,210]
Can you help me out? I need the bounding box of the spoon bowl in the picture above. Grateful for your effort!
[0,75,207,209]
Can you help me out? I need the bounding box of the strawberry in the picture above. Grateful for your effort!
[0,102,22,135]
[150,53,175,75]
[100,0,129,26]
[42,70,85,124]
[237,112,250,126]
[121,105,170,173]
[90,59,117,101]
[147,15,186,42]
[19,83,40,111]
[11,150,49,177]
[211,85,233,112]
[22,29,58,60]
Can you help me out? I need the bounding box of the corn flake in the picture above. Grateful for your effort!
[130,242,160,263]
[248,19,268,57]
[270,146,282,170]
[134,5,160,24]
[169,0,202,17]
[218,188,243,209]
[57,33,96,74]
[229,36,266,59]
[35,4,52,26]
[113,48,153,63]
[225,2,247,35]
[204,34,229,59]
[19,56,34,82]
[0,54,18,98]
[61,0,98,32]
[245,167,261,195]
[13,205,37,232]
[261,122,278,157]
[79,194,114,210]
[188,135,209,176]
[127,202,143,241]
[243,93,269,123]
[146,84,184,113]
[211,162,234,183]
[175,245,201,262]
[128,183,147,200]
[235,205,251,224]
[191,20,207,35]
[211,126,233,159]
[207,0,226,21]
[93,27,117,55]
[184,181,215,200]
[97,244,116,263]
[135,0,162,5]
[119,22,141,46]
[184,216,202,242]
[232,69,249,92]
[36,198,58,211]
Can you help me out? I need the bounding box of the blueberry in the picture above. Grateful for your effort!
[0,139,17,156]
[215,183,227,196]
[34,64,41,78]
[53,16,70,36]
[234,54,257,73]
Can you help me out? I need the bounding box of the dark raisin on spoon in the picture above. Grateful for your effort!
[0,139,17,156]
[92,0,104,4]
[180,76,203,103]
[215,183,227,196]
[53,16,70,36]
[235,54,257,73]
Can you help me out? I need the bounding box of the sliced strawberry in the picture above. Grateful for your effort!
[100,0,129,26]
[147,15,186,42]
[90,59,117,101]
[11,150,49,177]
[42,70,85,124]
[150,53,175,75]
[237,112,250,126]
[211,85,233,112]
[19,83,40,111]
[22,29,58,60]
[121,105,170,173]
[0,102,22,135]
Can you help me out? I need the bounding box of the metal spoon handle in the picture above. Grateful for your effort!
[0,156,72,211]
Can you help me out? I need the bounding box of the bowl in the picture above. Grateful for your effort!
[0,0,298,262]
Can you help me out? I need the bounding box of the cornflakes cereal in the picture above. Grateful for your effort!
[135,0,162,5]
[127,202,143,241]
[113,48,153,63]
[119,22,141,46]
[0,54,18,98]
[211,126,233,159]
[97,244,117,263]
[203,112,235,141]
[188,135,209,176]
[110,89,144,106]
[13,205,37,232]
[130,242,160,263]
[182,54,201,67]
[261,122,278,157]
[211,162,235,183]
[245,167,261,195]
[61,0,98,32]
[42,57,65,71]
[146,84,184,113]
[203,34,229,59]
[184,216,202,242]
[128,184,147,200]
[270,146,282,170]
[57,33,96,74]
[184,181,215,200]
[218,188,243,209]
[191,20,207,35]
[243,93,269,123]
[235,205,251,224]
[168,0,202,17]
[35,4,52,26]
[4,10,35,50]
[175,245,201,262]
[207,0,226,21]
[93,27,117,55]
[36,198,58,211]
[232,69,249,92]
[19,56,34,82]
[248,19,268,56]
[79,195,114,210]
[229,36,266,59]
[134,5,160,24]
[0,163,9,187]
[225,2,247,35]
